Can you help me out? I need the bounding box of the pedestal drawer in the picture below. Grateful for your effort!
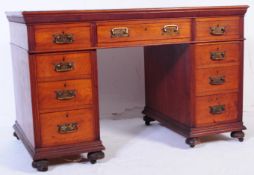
[36,52,92,81]
[195,42,241,68]
[33,23,92,52]
[40,108,96,147]
[195,16,241,41]
[195,93,238,126]
[195,66,239,96]
[38,79,93,112]
[97,18,191,47]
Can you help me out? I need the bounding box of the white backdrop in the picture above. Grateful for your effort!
[0,1,253,120]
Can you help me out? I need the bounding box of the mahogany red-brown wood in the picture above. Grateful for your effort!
[97,18,191,47]
[36,52,92,82]
[40,108,96,147]
[7,5,248,171]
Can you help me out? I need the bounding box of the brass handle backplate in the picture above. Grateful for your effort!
[55,90,76,100]
[210,51,226,61]
[210,25,226,36]
[58,122,78,134]
[210,105,225,115]
[111,27,129,38]
[162,25,179,35]
[53,32,74,44]
[54,62,74,72]
[209,76,225,85]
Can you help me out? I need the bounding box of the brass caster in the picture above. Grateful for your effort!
[87,151,105,164]
[185,138,199,148]
[90,160,97,164]
[231,131,245,142]
[13,132,19,140]
[143,116,155,126]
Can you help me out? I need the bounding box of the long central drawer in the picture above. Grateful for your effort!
[97,18,191,47]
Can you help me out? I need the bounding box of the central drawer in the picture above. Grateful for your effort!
[96,19,191,47]
[38,79,93,112]
[40,108,96,147]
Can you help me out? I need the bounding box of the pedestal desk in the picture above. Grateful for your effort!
[7,5,248,171]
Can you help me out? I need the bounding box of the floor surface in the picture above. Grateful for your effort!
[0,112,253,175]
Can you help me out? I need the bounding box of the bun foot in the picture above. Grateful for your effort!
[231,131,245,142]
[87,151,105,164]
[185,138,199,148]
[143,116,155,126]
[32,160,49,172]
[13,132,19,140]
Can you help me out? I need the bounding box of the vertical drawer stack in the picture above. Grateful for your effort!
[29,23,104,166]
[36,52,95,147]
[193,17,243,127]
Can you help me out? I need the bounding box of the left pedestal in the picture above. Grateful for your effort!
[8,21,105,171]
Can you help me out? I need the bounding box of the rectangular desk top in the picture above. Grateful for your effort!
[7,5,248,24]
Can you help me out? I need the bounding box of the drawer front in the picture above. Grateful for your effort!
[195,93,238,126]
[33,23,92,51]
[40,109,96,147]
[195,66,239,96]
[195,42,241,68]
[195,16,240,41]
[38,79,93,112]
[97,19,191,46]
[36,52,92,81]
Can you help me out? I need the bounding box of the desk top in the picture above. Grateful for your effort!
[7,5,248,24]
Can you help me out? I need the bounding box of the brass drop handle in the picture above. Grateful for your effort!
[58,122,78,134]
[162,25,179,35]
[54,62,74,72]
[210,51,226,61]
[210,105,225,115]
[55,89,76,100]
[111,27,129,38]
[210,25,226,36]
[53,32,74,44]
[209,76,225,85]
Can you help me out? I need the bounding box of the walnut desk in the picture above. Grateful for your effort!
[7,5,248,171]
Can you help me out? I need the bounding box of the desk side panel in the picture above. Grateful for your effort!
[11,45,35,147]
[10,22,35,147]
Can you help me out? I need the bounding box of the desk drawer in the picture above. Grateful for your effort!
[195,42,241,68]
[33,23,92,52]
[97,19,191,46]
[195,66,239,96]
[40,108,96,147]
[36,52,92,81]
[195,16,241,41]
[38,79,93,112]
[195,93,238,126]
